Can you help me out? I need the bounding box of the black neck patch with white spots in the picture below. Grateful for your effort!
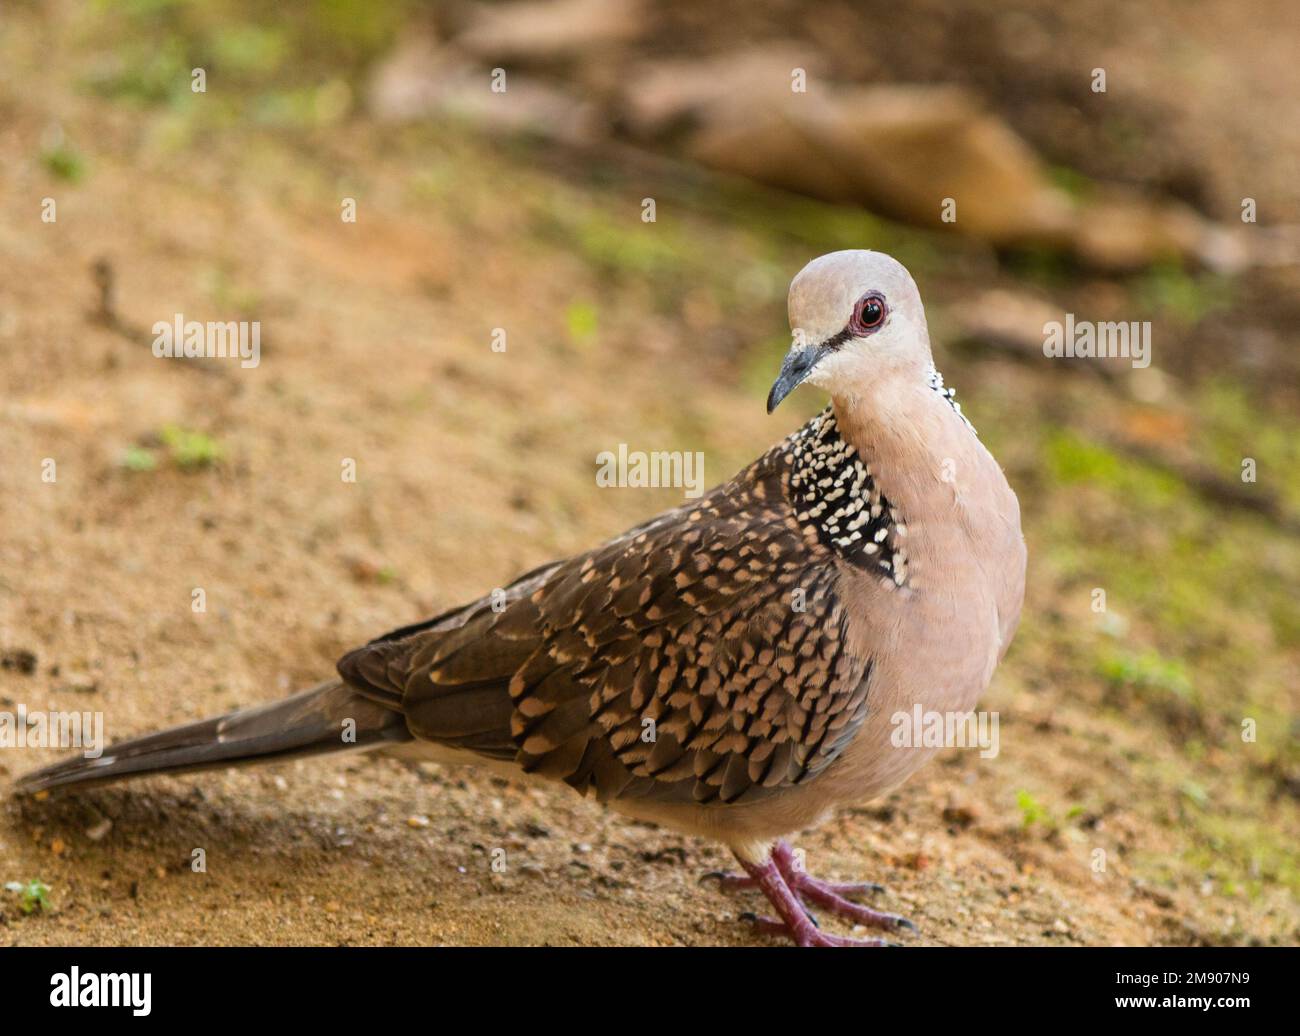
[784,409,907,583]
[926,364,976,433]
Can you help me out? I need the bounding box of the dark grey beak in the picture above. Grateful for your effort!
[766,343,828,413]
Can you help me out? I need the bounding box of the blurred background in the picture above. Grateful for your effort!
[0,0,1296,945]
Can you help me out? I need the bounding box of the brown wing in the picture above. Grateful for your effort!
[338,448,872,806]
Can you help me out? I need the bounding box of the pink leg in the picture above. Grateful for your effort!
[771,841,888,898]
[771,841,914,932]
[703,841,884,897]
[736,853,890,947]
[703,839,915,945]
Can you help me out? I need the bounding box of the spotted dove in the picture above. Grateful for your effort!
[18,250,1026,946]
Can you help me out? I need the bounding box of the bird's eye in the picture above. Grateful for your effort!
[851,294,887,335]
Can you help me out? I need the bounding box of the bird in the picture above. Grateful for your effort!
[17,250,1025,947]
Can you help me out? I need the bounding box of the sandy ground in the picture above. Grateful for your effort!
[1,2,1297,946]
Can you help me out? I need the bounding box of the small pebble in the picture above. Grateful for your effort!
[86,818,113,842]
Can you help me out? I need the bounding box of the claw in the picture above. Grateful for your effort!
[740,911,887,947]
[822,879,886,897]
[699,870,755,890]
[796,882,917,933]
[738,910,782,935]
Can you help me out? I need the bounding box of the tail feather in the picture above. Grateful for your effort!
[14,680,411,795]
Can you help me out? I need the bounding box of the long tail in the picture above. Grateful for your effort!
[13,680,411,795]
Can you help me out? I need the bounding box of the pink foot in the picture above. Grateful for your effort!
[741,911,893,947]
[703,839,915,945]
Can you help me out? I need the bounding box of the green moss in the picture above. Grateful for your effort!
[41,139,86,182]
[1016,789,1054,830]
[1046,165,1096,201]
[1044,429,1183,507]
[210,23,289,76]
[1045,431,1122,483]
[571,211,694,280]
[1097,649,1194,700]
[80,0,407,111]
[1132,261,1236,326]
[1194,379,1300,511]
[160,425,224,469]
[4,879,52,915]
[121,445,159,472]
[1002,246,1077,289]
[565,301,599,346]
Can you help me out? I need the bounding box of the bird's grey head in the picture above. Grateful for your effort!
[767,250,933,413]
